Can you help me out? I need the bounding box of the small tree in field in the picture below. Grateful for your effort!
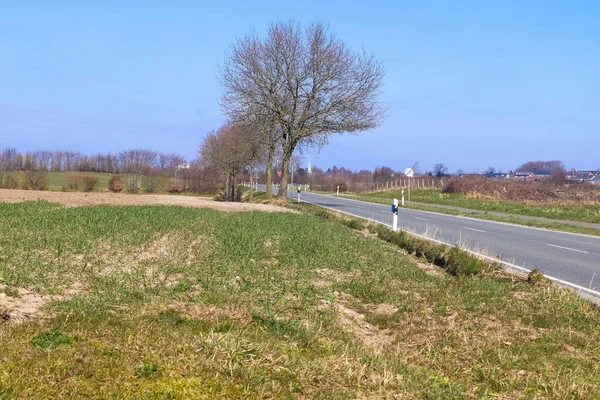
[433,163,448,178]
[219,21,386,197]
[200,123,252,201]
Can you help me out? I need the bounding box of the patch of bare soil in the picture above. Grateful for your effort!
[320,294,395,349]
[366,303,399,316]
[170,302,252,324]
[0,283,83,324]
[334,302,394,348]
[0,189,293,213]
[312,268,357,288]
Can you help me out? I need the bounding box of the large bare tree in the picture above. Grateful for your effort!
[220,21,386,197]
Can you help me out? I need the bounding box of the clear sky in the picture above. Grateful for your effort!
[1,0,598,173]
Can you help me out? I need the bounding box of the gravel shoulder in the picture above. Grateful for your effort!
[0,189,292,213]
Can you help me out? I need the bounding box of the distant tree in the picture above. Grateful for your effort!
[433,163,448,178]
[515,160,565,175]
[200,123,252,201]
[550,167,567,185]
[373,166,394,183]
[484,166,496,174]
[0,147,18,171]
[219,20,386,197]
[411,161,421,175]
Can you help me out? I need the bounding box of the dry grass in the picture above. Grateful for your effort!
[443,176,600,204]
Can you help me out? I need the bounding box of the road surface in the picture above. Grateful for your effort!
[265,185,600,298]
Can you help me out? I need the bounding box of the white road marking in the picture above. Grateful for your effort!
[357,205,365,209]
[546,244,589,254]
[463,227,486,233]
[414,217,429,221]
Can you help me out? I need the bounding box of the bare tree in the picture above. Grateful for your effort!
[433,163,448,178]
[51,151,65,171]
[0,147,18,171]
[199,123,252,201]
[219,21,386,197]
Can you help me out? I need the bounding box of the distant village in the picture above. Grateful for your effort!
[467,170,600,184]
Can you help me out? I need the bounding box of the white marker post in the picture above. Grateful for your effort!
[392,198,399,232]
[404,168,414,205]
[297,187,301,203]
[401,190,405,206]
[336,186,339,197]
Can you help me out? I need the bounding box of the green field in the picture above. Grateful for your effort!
[0,201,599,398]
[343,189,600,224]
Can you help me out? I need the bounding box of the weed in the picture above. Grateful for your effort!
[136,362,158,378]
[31,330,72,348]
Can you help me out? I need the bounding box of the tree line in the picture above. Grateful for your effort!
[0,147,186,176]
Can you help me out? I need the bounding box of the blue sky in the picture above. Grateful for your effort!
[1,1,598,173]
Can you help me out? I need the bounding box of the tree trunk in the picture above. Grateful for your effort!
[232,174,237,201]
[277,151,292,198]
[265,143,275,200]
[224,174,230,201]
[249,162,254,201]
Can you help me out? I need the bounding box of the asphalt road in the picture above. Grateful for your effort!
[265,186,600,296]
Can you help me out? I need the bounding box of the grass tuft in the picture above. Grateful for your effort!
[31,330,72,348]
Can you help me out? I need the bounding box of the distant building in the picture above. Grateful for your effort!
[514,171,533,178]
[176,163,190,170]
[307,159,312,175]
[566,170,599,183]
[484,172,510,178]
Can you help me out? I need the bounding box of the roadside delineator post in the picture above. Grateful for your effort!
[392,198,399,231]
[401,190,405,206]
[336,186,339,197]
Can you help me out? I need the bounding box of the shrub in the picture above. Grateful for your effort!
[24,170,47,190]
[0,172,18,189]
[65,173,81,190]
[127,175,141,193]
[108,175,123,193]
[83,175,98,192]
[143,174,159,193]
[169,184,182,193]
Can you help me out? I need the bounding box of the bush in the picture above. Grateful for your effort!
[0,172,19,189]
[83,175,98,192]
[128,175,141,193]
[169,184,182,193]
[24,170,47,190]
[65,173,81,190]
[108,175,123,193]
[143,174,166,193]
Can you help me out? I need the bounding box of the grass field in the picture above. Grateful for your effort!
[343,189,600,224]
[6,171,176,192]
[9,171,114,191]
[1,201,599,398]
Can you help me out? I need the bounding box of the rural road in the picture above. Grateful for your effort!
[263,185,600,298]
